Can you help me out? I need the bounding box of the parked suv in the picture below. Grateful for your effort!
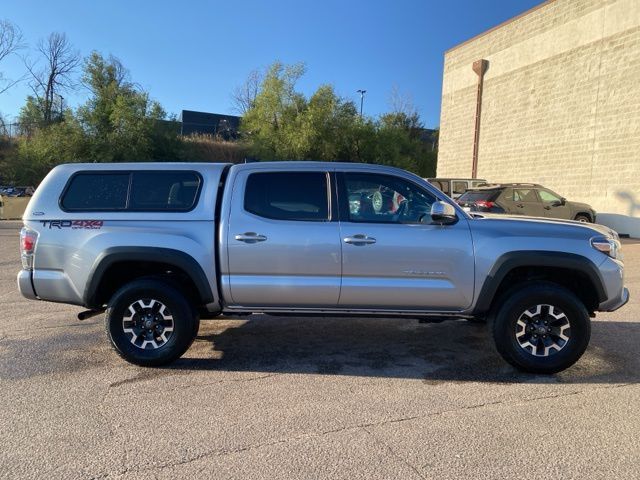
[17,162,628,373]
[457,183,596,222]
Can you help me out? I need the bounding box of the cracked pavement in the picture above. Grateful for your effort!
[0,221,638,479]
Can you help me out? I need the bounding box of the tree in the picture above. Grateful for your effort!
[24,32,80,124]
[231,68,263,114]
[240,61,436,175]
[241,61,307,159]
[0,19,24,95]
[77,52,175,162]
[17,96,46,136]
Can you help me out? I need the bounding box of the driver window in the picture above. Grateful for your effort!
[344,173,437,224]
[538,190,561,203]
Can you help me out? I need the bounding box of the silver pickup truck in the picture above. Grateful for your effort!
[17,162,629,373]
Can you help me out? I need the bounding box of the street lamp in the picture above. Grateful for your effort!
[357,89,367,118]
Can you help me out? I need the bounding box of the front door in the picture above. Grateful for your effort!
[338,172,475,311]
[226,169,341,307]
[538,188,571,220]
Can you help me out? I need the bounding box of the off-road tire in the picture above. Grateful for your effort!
[492,282,590,374]
[105,279,199,366]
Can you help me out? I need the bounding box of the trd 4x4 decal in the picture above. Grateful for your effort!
[40,220,104,229]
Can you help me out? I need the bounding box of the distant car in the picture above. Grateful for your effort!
[0,186,35,197]
[426,178,487,199]
[457,183,596,222]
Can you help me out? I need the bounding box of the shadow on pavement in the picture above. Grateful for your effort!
[168,315,640,384]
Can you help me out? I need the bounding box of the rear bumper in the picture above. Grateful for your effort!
[17,270,37,300]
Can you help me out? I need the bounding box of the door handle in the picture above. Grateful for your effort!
[544,206,551,210]
[235,232,267,243]
[344,234,376,245]
[516,204,524,208]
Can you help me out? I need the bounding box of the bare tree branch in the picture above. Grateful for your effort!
[24,32,80,123]
[0,19,25,95]
[231,69,263,114]
[388,84,417,116]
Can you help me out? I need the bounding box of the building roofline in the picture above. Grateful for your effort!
[445,0,556,55]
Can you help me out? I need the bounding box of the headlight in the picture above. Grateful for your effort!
[591,236,620,259]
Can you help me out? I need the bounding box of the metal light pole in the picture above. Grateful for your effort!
[357,89,367,118]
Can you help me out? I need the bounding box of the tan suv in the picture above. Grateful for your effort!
[426,178,487,199]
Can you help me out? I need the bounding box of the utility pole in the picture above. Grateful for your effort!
[357,89,367,118]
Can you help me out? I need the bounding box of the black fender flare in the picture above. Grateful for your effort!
[473,251,606,314]
[83,247,215,308]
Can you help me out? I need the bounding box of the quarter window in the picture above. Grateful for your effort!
[244,172,329,221]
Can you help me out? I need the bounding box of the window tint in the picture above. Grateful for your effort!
[61,170,202,212]
[458,190,500,202]
[61,173,129,210]
[514,188,538,203]
[498,188,515,202]
[452,181,468,195]
[130,171,201,211]
[244,172,329,221]
[538,190,561,203]
[344,173,436,224]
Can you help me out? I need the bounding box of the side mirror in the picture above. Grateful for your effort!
[561,197,566,206]
[430,201,457,224]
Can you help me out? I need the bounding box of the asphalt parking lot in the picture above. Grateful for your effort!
[0,221,638,479]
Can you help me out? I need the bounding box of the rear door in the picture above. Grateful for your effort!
[337,172,475,311]
[513,187,545,217]
[225,169,341,307]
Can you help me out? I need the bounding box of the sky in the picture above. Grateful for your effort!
[0,0,543,128]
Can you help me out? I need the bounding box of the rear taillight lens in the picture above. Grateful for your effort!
[475,201,494,209]
[20,227,38,270]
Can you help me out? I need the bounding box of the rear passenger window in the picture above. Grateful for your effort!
[130,171,201,211]
[244,172,329,221]
[61,170,202,211]
[61,173,129,210]
[514,189,538,203]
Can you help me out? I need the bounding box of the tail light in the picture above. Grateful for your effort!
[20,227,38,270]
[475,201,494,209]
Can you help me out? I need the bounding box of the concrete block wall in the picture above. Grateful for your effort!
[438,0,640,237]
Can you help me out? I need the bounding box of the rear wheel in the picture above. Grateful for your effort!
[574,214,591,223]
[492,283,590,374]
[105,279,199,366]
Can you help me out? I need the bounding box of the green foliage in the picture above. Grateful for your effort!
[17,96,46,135]
[241,61,437,177]
[5,55,438,187]
[4,52,186,185]
[3,116,88,184]
[77,52,179,162]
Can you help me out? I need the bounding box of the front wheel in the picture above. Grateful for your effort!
[574,214,592,223]
[492,283,590,374]
[105,279,199,366]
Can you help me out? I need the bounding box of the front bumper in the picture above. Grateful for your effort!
[600,287,629,312]
[17,270,37,300]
